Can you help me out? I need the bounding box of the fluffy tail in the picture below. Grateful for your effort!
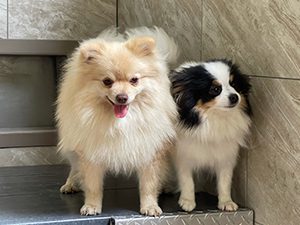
[125,26,179,65]
[97,26,125,42]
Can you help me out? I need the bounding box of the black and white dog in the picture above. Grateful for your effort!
[171,59,251,211]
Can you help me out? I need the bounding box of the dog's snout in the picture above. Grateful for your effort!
[229,93,239,105]
[116,94,128,104]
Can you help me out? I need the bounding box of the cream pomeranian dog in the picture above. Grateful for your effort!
[56,27,178,216]
[170,60,251,212]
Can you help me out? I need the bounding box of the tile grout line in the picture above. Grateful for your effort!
[6,0,8,39]
[245,148,249,207]
[200,0,204,61]
[115,0,119,28]
[247,74,300,81]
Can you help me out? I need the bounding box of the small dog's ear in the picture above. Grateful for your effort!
[125,37,155,57]
[80,42,104,64]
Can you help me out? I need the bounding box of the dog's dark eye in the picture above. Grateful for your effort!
[130,77,139,85]
[102,78,114,87]
[209,85,222,96]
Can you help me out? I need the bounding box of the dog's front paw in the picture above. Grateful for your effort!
[80,204,102,216]
[140,204,162,217]
[178,197,196,212]
[218,200,238,211]
[60,183,80,194]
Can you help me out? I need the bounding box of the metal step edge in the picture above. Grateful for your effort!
[112,209,254,225]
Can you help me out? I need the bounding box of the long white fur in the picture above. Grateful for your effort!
[56,27,178,216]
[174,61,251,212]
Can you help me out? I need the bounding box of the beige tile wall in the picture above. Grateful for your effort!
[202,0,300,79]
[248,78,300,225]
[8,0,116,40]
[119,0,202,63]
[0,0,6,38]
[119,1,300,224]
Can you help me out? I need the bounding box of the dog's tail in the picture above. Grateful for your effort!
[125,26,179,65]
[97,26,125,42]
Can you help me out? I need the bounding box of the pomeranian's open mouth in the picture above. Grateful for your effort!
[106,96,129,119]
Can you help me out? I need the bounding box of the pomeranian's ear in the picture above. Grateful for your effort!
[125,37,155,57]
[79,42,104,64]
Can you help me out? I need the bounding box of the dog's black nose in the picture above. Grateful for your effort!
[116,94,128,104]
[229,93,239,105]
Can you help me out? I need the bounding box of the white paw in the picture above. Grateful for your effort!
[218,200,238,211]
[60,183,80,194]
[80,204,102,216]
[140,204,162,217]
[178,197,196,212]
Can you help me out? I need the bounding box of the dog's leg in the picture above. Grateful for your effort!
[60,165,80,194]
[60,152,81,194]
[79,160,105,216]
[216,163,238,211]
[177,159,196,212]
[138,153,168,217]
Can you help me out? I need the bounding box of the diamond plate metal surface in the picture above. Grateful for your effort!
[113,209,254,225]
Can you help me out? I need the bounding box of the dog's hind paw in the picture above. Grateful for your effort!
[60,183,80,194]
[80,204,102,216]
[178,197,196,212]
[218,200,238,211]
[140,205,162,217]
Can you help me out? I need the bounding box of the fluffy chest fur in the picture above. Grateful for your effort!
[58,89,176,174]
[176,108,251,169]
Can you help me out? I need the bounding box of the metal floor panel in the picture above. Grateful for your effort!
[113,210,253,225]
[0,165,253,225]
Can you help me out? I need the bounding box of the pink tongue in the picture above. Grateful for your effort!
[114,105,128,118]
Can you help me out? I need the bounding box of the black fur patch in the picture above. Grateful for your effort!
[226,60,252,116]
[171,65,216,128]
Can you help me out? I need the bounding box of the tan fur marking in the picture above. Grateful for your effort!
[172,85,184,96]
[229,74,234,82]
[239,95,248,111]
[212,80,221,86]
[195,99,217,112]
